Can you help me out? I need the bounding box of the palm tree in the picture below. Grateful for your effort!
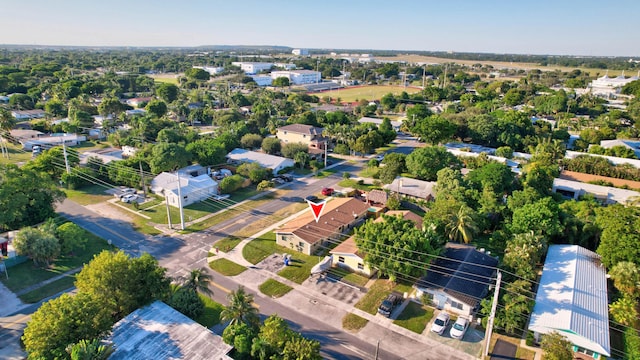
[183,268,213,296]
[221,286,260,328]
[67,339,115,360]
[0,108,16,159]
[446,205,479,244]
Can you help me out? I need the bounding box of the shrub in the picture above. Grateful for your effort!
[334,143,350,155]
[219,174,246,193]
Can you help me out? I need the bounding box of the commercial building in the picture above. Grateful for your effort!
[271,70,321,85]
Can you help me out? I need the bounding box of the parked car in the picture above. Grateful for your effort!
[278,174,293,182]
[211,194,231,201]
[431,312,450,335]
[377,293,402,317]
[304,195,319,203]
[116,188,136,199]
[271,177,285,184]
[375,154,385,162]
[321,187,334,196]
[121,194,138,203]
[450,317,469,340]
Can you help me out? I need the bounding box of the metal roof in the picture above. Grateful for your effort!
[108,301,233,360]
[528,245,610,357]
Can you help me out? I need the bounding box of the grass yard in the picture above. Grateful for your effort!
[196,294,225,328]
[311,85,422,103]
[208,258,246,276]
[342,313,369,332]
[338,179,377,191]
[232,201,307,238]
[258,278,293,298]
[0,142,35,165]
[19,275,76,303]
[358,167,380,179]
[393,301,434,334]
[64,184,113,205]
[328,267,370,287]
[1,228,113,292]
[354,279,396,315]
[486,334,536,360]
[149,74,181,85]
[242,231,320,283]
[215,236,243,252]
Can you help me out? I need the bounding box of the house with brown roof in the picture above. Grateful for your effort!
[276,124,326,150]
[276,197,369,255]
[330,210,424,277]
[366,189,388,207]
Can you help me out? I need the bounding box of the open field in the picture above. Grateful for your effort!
[377,54,632,76]
[149,73,181,84]
[310,85,422,103]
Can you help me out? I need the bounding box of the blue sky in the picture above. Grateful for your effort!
[1,0,638,56]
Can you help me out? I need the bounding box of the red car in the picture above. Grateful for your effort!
[321,187,334,196]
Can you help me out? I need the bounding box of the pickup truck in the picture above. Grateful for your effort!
[377,292,402,317]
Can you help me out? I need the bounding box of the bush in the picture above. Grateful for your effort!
[625,327,640,360]
[257,180,274,191]
[168,287,204,319]
[342,172,351,179]
[334,143,350,155]
[526,330,536,346]
[219,174,246,193]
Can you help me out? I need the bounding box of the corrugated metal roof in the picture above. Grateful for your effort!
[528,245,610,357]
[108,301,233,360]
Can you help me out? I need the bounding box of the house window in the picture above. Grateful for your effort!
[338,256,345,263]
[575,347,596,357]
[450,301,464,310]
[422,292,434,303]
[298,242,305,248]
[281,235,288,241]
[357,263,364,270]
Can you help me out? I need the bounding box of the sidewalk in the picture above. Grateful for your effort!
[206,208,477,360]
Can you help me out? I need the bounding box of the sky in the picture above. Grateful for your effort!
[1,0,639,57]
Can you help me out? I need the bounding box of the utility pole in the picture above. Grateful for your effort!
[164,189,172,230]
[62,140,70,174]
[139,138,146,196]
[176,172,186,230]
[484,270,502,358]
[374,340,380,360]
[422,64,426,89]
[324,140,328,168]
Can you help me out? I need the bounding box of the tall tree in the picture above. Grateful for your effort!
[13,226,61,266]
[149,142,191,174]
[67,339,115,360]
[75,251,170,320]
[22,293,112,360]
[221,286,260,328]
[445,205,479,244]
[182,268,213,296]
[156,83,179,103]
[0,108,15,158]
[609,262,640,299]
[541,332,573,360]
[355,215,443,282]
[405,146,461,181]
[595,204,640,268]
[413,115,457,145]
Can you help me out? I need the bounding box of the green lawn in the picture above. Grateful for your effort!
[233,201,307,238]
[64,184,113,205]
[215,236,243,252]
[342,313,369,332]
[354,279,396,315]
[1,228,112,292]
[328,267,370,287]
[196,294,225,328]
[242,231,319,284]
[0,142,34,165]
[258,278,293,298]
[393,301,433,334]
[19,275,76,303]
[208,258,246,276]
[338,179,377,191]
[358,167,380,179]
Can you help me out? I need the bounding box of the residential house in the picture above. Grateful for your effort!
[330,210,423,277]
[598,139,640,159]
[150,165,218,208]
[276,124,326,150]
[20,133,86,150]
[11,109,46,121]
[9,129,44,142]
[528,245,610,359]
[125,97,152,108]
[358,117,402,131]
[366,189,388,207]
[565,150,640,169]
[226,148,294,175]
[79,148,124,165]
[276,198,369,256]
[415,244,498,319]
[384,177,437,202]
[552,178,640,205]
[108,301,233,360]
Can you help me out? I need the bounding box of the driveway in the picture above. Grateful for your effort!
[302,274,365,306]
[490,339,517,360]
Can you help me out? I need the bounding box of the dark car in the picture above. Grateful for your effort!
[377,293,402,317]
[278,174,293,182]
[305,195,319,203]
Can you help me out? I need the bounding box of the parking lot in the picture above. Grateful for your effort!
[302,274,365,306]
[424,310,485,358]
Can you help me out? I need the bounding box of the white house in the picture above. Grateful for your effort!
[358,117,402,131]
[415,244,498,319]
[151,167,218,208]
[231,62,274,75]
[528,245,610,359]
[565,150,640,169]
[598,139,640,159]
[21,133,86,150]
[271,70,321,85]
[226,148,294,175]
[292,49,309,56]
[552,178,640,205]
[11,109,46,121]
[193,66,225,75]
[383,177,437,201]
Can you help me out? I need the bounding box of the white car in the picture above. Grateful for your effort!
[121,194,138,203]
[431,312,450,335]
[450,317,469,340]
